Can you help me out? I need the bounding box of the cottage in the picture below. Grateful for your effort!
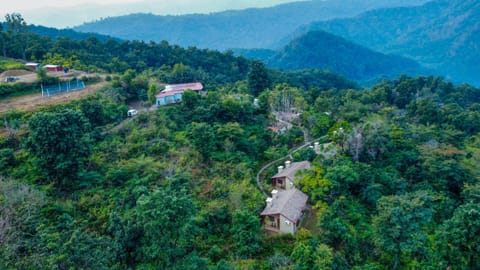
[25,62,40,71]
[44,64,63,72]
[261,189,308,234]
[271,161,311,190]
[156,82,204,106]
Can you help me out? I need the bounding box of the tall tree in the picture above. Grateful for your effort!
[187,122,216,161]
[247,60,271,96]
[26,110,92,189]
[5,13,28,60]
[291,241,334,270]
[169,63,197,83]
[419,144,468,196]
[373,191,433,270]
[268,83,304,113]
[0,22,6,57]
[435,203,480,270]
[231,210,261,258]
[291,242,314,270]
[135,186,197,268]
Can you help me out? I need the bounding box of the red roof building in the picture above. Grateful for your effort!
[25,62,40,71]
[162,82,203,92]
[44,64,63,72]
[156,82,204,106]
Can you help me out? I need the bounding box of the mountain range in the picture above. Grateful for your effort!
[267,31,424,82]
[292,0,480,85]
[29,25,114,42]
[74,0,429,50]
[64,0,479,86]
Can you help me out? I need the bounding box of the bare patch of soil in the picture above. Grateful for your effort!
[0,81,107,114]
[0,69,33,77]
[0,69,91,84]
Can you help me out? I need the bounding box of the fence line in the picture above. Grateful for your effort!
[41,79,86,97]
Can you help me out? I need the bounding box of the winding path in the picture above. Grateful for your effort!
[255,135,326,196]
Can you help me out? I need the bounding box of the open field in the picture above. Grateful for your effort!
[0,81,106,114]
[0,69,90,84]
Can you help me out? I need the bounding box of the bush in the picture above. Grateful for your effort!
[81,75,102,84]
[0,83,38,99]
[41,76,60,85]
[0,148,15,170]
[0,60,27,71]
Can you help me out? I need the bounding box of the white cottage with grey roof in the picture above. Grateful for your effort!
[260,189,308,234]
[271,160,311,190]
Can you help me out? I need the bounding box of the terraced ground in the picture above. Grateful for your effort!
[0,81,106,114]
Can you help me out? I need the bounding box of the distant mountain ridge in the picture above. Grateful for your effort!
[73,0,429,50]
[231,49,276,62]
[266,31,424,82]
[29,25,115,42]
[289,0,480,85]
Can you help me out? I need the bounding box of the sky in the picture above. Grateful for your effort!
[2,0,302,28]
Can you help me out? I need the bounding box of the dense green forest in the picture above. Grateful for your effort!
[70,0,480,86]
[0,14,354,93]
[267,31,424,82]
[1,13,480,270]
[29,24,114,42]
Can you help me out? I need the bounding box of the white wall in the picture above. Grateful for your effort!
[279,215,296,234]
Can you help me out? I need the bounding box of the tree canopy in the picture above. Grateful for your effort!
[0,13,479,270]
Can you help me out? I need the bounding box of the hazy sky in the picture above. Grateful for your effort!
[2,0,302,28]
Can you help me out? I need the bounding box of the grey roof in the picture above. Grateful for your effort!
[271,161,311,181]
[261,189,308,222]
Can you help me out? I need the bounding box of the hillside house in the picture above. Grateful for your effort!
[25,62,40,71]
[271,160,311,190]
[44,64,63,72]
[261,189,308,234]
[156,82,204,106]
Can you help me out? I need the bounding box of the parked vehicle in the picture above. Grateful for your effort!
[5,76,19,82]
[127,109,138,117]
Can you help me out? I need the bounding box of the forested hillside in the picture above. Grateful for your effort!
[0,14,250,86]
[73,0,428,50]
[28,25,115,42]
[1,12,480,270]
[232,48,276,62]
[267,31,424,82]
[292,0,480,85]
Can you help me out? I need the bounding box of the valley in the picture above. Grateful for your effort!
[297,0,480,85]
[1,1,480,269]
[74,0,429,50]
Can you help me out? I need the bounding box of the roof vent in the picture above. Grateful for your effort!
[271,189,278,199]
[285,160,291,169]
[266,197,273,207]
